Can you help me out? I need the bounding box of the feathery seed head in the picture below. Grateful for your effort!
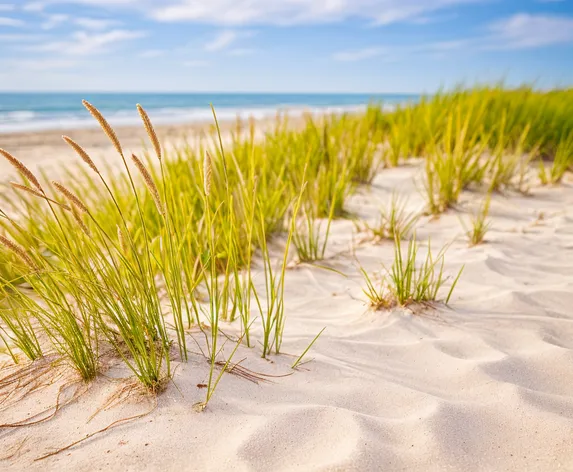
[62,135,100,174]
[131,154,165,216]
[10,182,70,210]
[137,104,162,161]
[52,181,88,213]
[0,235,40,272]
[1,149,43,192]
[203,151,212,197]
[82,100,123,157]
[71,205,91,236]
[117,225,128,253]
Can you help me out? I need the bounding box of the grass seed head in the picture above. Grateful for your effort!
[0,235,39,272]
[203,151,212,196]
[62,135,100,174]
[117,225,128,252]
[71,205,91,236]
[52,181,89,213]
[137,104,162,161]
[1,149,43,192]
[82,100,123,157]
[131,153,165,216]
[10,182,70,210]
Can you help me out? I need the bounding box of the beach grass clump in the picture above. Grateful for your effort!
[2,99,356,403]
[423,107,488,214]
[365,193,420,241]
[292,188,336,263]
[362,234,463,309]
[462,193,492,246]
[1,84,572,405]
[538,129,573,185]
[376,85,573,210]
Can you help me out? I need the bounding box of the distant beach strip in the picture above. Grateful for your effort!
[0,93,415,133]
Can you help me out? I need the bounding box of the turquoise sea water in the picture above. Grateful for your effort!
[0,92,416,133]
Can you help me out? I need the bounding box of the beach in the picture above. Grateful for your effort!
[1,160,573,470]
[0,117,269,179]
[1,89,573,471]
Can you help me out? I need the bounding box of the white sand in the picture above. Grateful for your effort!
[1,148,573,470]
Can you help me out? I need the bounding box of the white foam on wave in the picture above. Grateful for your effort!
[0,104,368,134]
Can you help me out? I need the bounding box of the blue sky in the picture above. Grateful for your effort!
[0,0,572,93]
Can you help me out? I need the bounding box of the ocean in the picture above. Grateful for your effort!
[0,92,416,133]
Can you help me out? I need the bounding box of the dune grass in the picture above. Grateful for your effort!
[0,100,383,402]
[462,193,492,246]
[0,84,572,403]
[362,234,463,309]
[363,193,420,242]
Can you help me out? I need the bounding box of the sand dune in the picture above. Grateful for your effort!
[1,161,573,471]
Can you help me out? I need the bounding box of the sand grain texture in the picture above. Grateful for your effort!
[1,163,573,471]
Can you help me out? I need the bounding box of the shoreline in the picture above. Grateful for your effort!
[0,113,310,180]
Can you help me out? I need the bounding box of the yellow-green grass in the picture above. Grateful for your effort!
[1,84,572,401]
[0,102,384,403]
[462,193,492,247]
[361,234,464,309]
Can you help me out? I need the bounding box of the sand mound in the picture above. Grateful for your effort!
[1,165,573,471]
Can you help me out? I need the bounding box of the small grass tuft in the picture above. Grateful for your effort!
[462,194,492,246]
[361,234,463,309]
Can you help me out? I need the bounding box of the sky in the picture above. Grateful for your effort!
[0,0,572,93]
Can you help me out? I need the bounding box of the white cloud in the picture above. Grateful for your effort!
[332,39,468,62]
[22,2,45,12]
[39,14,118,31]
[12,58,78,70]
[31,29,145,56]
[24,0,136,9]
[17,0,484,27]
[0,4,14,11]
[151,0,481,26]
[488,13,573,49]
[332,47,386,62]
[74,17,119,30]
[41,14,69,30]
[333,13,573,63]
[204,30,238,51]
[0,33,48,41]
[0,16,23,26]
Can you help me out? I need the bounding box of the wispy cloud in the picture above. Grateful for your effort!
[74,17,119,30]
[0,4,15,11]
[334,13,573,64]
[31,29,145,56]
[203,29,255,52]
[23,0,137,9]
[332,39,469,62]
[204,30,239,51]
[332,47,386,62]
[12,58,78,70]
[22,2,45,12]
[487,13,573,49]
[40,13,119,31]
[41,14,69,30]
[0,16,23,26]
[151,0,482,26]
[0,33,48,42]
